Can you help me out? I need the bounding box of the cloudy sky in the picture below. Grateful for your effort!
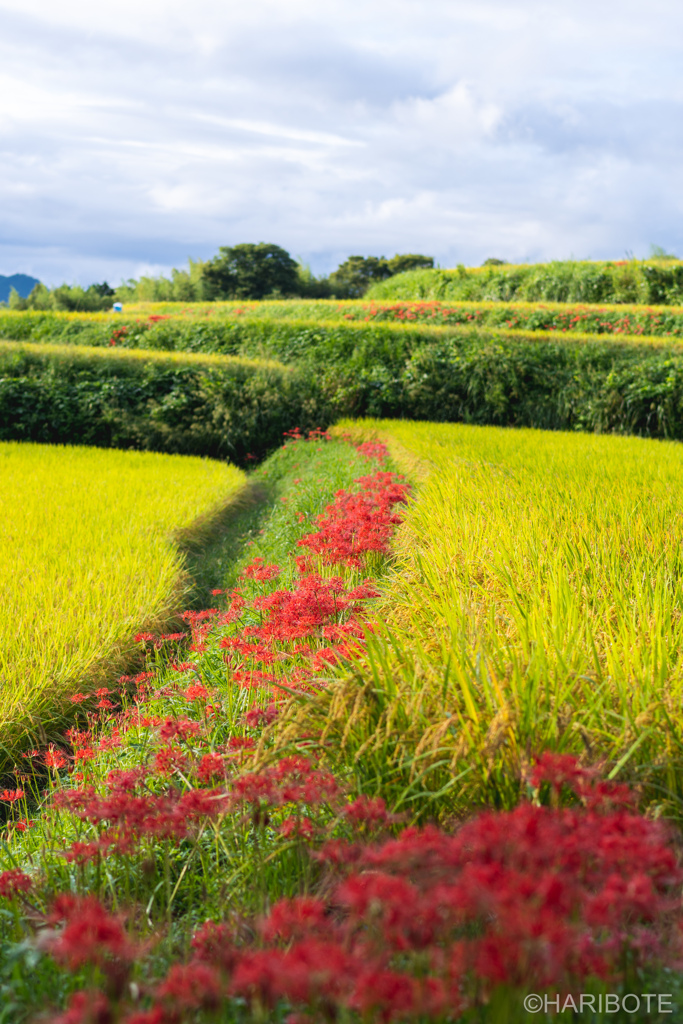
[1,0,681,285]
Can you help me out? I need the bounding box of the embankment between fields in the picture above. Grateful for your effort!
[5,333,683,451]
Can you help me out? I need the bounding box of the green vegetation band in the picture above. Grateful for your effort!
[0,344,333,464]
[4,333,683,454]
[366,259,683,305]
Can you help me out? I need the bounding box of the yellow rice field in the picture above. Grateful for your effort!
[0,442,244,750]
[305,420,683,818]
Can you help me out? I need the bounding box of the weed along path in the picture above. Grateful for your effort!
[2,428,683,1021]
[0,442,245,765]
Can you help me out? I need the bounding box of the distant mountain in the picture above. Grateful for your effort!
[0,273,41,303]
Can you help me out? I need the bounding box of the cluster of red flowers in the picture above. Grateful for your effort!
[48,755,683,1023]
[298,471,409,568]
[339,300,683,337]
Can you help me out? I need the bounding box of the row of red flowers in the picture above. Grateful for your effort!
[1,432,681,1022]
[340,300,683,337]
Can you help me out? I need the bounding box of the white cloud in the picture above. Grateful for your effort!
[0,0,681,284]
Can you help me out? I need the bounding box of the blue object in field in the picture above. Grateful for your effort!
[113,302,123,313]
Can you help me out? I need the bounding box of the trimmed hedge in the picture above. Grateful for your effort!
[0,343,332,464]
[2,311,681,370]
[0,313,447,369]
[337,301,683,338]
[390,337,683,437]
[4,334,683,459]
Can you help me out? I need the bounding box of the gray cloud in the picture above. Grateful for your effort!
[0,0,681,284]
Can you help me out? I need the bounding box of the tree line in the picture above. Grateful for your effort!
[6,245,434,311]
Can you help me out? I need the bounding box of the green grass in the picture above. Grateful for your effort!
[0,436,386,1020]
[280,419,683,822]
[365,257,683,305]
[0,337,290,370]
[0,441,245,756]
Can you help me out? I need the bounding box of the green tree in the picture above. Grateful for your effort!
[329,254,434,298]
[9,282,114,311]
[329,256,390,298]
[203,243,300,300]
[385,254,434,275]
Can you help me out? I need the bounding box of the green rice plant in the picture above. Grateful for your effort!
[0,442,245,758]
[281,419,683,822]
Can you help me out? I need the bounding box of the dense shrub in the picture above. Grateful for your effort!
[0,344,332,464]
[392,336,683,437]
[4,329,683,457]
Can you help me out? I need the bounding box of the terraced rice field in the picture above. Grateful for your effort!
[0,441,244,750]
[306,420,683,816]
[5,280,683,1020]
[2,429,682,1022]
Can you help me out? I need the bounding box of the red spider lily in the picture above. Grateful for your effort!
[165,777,682,1019]
[298,471,409,568]
[106,769,146,792]
[231,668,277,688]
[120,711,162,729]
[13,819,35,833]
[74,747,96,763]
[231,941,353,1007]
[69,692,89,704]
[355,441,388,464]
[531,751,637,811]
[196,753,227,783]
[181,609,218,624]
[63,841,102,866]
[158,717,202,743]
[191,920,241,972]
[343,795,397,827]
[177,788,229,820]
[156,962,223,1010]
[45,747,68,770]
[0,789,24,802]
[46,894,137,970]
[27,436,421,1018]
[261,896,327,942]
[227,736,255,752]
[240,556,281,582]
[244,703,280,728]
[97,730,122,752]
[279,816,315,841]
[0,869,32,898]
[134,631,159,646]
[230,758,339,813]
[184,683,209,701]
[171,661,198,675]
[51,989,113,1024]
[349,968,419,1022]
[66,727,91,746]
[153,746,188,776]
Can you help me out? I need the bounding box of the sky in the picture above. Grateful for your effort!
[1,0,681,286]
